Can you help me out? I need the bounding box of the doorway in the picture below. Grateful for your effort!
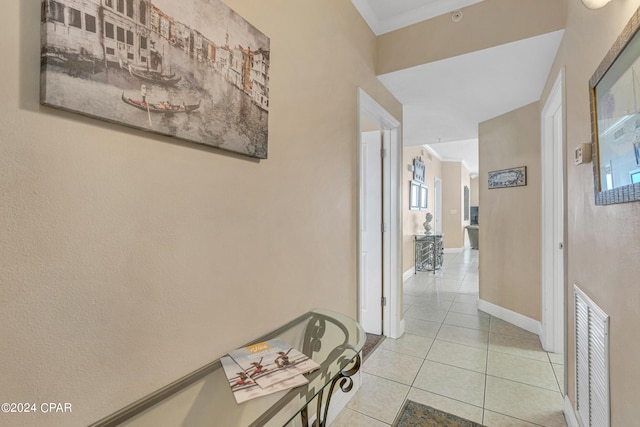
[433,177,442,234]
[541,69,566,355]
[358,89,403,339]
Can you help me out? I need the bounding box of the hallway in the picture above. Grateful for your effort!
[334,249,566,426]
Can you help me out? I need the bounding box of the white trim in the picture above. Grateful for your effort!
[564,395,580,427]
[397,318,405,337]
[540,67,566,354]
[350,0,381,34]
[403,267,416,282]
[443,248,464,253]
[357,88,403,340]
[422,144,442,161]
[478,298,542,337]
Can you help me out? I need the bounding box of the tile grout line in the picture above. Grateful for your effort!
[482,316,492,425]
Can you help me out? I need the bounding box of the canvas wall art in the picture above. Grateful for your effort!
[41,0,270,159]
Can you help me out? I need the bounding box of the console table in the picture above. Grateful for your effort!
[89,309,365,427]
[414,233,444,273]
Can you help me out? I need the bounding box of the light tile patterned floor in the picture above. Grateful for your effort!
[332,249,567,427]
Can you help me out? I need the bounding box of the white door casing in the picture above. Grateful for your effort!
[541,68,566,355]
[358,88,403,339]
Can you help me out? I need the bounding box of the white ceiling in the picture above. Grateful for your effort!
[352,0,564,177]
[351,0,486,36]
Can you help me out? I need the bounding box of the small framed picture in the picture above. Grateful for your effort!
[410,181,420,210]
[419,185,428,210]
[488,166,527,189]
[413,159,425,183]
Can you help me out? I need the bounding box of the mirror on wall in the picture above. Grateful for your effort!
[589,6,640,204]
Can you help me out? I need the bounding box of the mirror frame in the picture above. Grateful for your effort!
[589,5,640,205]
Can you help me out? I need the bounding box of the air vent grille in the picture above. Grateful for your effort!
[574,284,609,427]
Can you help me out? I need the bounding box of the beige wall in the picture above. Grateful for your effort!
[0,1,401,426]
[402,146,441,273]
[377,0,566,75]
[478,102,542,321]
[540,1,640,424]
[441,161,471,248]
[470,177,479,207]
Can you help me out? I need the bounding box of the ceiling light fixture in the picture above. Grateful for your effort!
[581,0,612,9]
[451,10,463,23]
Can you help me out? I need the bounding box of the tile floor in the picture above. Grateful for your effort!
[332,249,567,427]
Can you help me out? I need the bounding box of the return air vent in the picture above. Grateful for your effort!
[574,284,610,427]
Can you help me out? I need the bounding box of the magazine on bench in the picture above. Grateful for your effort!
[220,356,308,404]
[228,338,320,389]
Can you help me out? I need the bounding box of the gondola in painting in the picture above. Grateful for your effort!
[40,0,270,159]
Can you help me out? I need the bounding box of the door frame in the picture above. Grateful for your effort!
[357,88,403,339]
[541,68,566,355]
[433,176,443,234]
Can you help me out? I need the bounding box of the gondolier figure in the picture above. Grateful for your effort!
[140,84,147,104]
[121,92,200,113]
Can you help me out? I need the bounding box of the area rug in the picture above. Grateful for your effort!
[393,400,486,427]
[361,333,385,361]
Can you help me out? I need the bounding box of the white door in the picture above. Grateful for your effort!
[359,130,383,335]
[541,70,565,354]
[434,177,443,233]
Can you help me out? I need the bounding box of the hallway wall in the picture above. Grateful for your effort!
[0,2,401,426]
[478,102,542,322]
[402,146,441,273]
[540,1,640,424]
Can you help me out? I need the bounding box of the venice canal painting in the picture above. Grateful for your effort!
[41,0,270,159]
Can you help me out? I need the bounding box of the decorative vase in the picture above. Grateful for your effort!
[423,212,433,234]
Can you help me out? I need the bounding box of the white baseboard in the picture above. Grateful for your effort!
[564,395,579,427]
[403,267,415,282]
[389,313,405,339]
[478,298,542,337]
[396,318,405,338]
[443,247,464,253]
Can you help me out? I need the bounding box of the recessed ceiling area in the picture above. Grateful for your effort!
[352,0,564,177]
[379,30,564,176]
[351,0,485,35]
